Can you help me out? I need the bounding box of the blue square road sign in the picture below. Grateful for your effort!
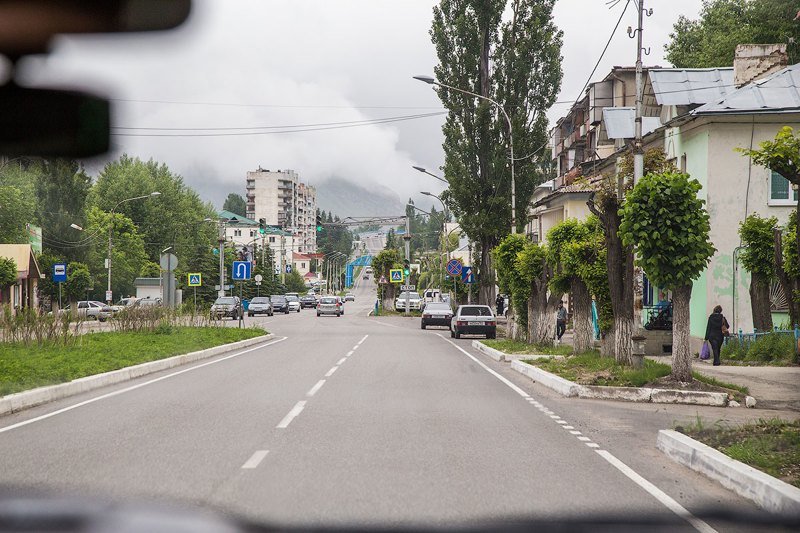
[232,261,252,281]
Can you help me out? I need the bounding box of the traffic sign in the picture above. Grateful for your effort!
[274,267,280,275]
[232,261,252,280]
[159,253,178,271]
[187,273,202,287]
[379,276,387,284]
[285,265,292,273]
[400,284,415,291]
[52,263,67,283]
[461,265,475,284]
[389,269,404,283]
[105,290,113,302]
[446,258,463,277]
[254,274,263,282]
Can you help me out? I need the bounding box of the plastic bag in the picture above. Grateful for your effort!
[700,340,711,360]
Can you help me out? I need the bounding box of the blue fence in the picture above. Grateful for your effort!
[723,325,800,350]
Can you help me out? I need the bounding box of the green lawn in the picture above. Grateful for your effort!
[375,309,423,317]
[482,339,574,356]
[679,418,800,488]
[0,327,267,396]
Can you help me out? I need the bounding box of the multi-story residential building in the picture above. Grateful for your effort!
[219,210,294,275]
[245,168,317,253]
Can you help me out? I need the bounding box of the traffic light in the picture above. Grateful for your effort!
[403,259,410,277]
[316,214,323,232]
[258,218,266,235]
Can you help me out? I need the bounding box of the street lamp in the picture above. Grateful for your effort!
[106,191,161,303]
[414,75,516,234]
[70,223,83,231]
[412,165,448,184]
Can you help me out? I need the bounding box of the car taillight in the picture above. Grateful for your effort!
[487,321,496,326]
[457,321,467,326]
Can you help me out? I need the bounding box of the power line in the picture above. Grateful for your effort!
[112,97,445,111]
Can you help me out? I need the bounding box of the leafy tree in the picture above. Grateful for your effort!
[431,0,563,305]
[665,0,800,68]
[516,241,561,344]
[372,248,403,309]
[85,207,148,300]
[739,126,800,326]
[64,262,92,303]
[0,186,35,244]
[223,193,247,216]
[739,214,778,331]
[547,219,594,353]
[0,257,17,295]
[284,269,306,293]
[620,172,715,381]
[493,234,529,339]
[385,229,398,250]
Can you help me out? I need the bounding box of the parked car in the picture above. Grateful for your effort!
[450,305,496,339]
[110,297,138,314]
[394,291,423,311]
[286,294,301,313]
[344,293,355,302]
[247,296,273,317]
[211,296,243,320]
[300,294,317,308]
[420,302,453,330]
[271,295,290,314]
[423,289,441,305]
[336,295,345,314]
[74,300,112,321]
[317,296,342,317]
[137,297,162,307]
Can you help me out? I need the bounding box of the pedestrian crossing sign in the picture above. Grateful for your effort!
[389,269,404,283]
[187,273,202,287]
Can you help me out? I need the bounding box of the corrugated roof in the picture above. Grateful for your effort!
[218,210,258,225]
[649,68,734,106]
[693,64,800,115]
[603,107,661,139]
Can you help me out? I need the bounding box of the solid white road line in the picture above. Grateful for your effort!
[276,400,307,429]
[440,333,716,533]
[325,366,338,377]
[437,334,530,398]
[337,357,347,365]
[241,450,269,469]
[306,380,326,397]
[596,450,718,533]
[0,337,289,435]
[346,350,354,357]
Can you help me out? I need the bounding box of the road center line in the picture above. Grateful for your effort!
[440,333,714,533]
[345,350,354,357]
[241,450,269,469]
[357,334,369,345]
[276,400,306,429]
[596,450,717,533]
[325,366,338,377]
[306,380,326,397]
[337,357,346,365]
[0,336,288,435]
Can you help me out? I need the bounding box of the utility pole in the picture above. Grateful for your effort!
[404,216,411,315]
[218,221,226,297]
[107,223,113,303]
[631,0,651,185]
[280,233,286,285]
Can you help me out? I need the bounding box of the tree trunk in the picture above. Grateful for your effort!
[749,272,773,332]
[601,328,615,357]
[526,295,536,343]
[477,236,496,306]
[671,284,693,382]
[571,278,593,353]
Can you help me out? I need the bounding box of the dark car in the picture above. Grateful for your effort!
[300,295,317,309]
[247,296,274,317]
[271,295,290,314]
[421,302,453,330]
[450,305,496,339]
[211,296,243,320]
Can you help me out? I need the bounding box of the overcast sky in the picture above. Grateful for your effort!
[21,0,701,212]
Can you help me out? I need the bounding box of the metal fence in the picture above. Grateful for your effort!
[723,325,800,348]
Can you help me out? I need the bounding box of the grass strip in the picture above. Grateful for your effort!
[0,326,266,396]
[692,372,749,396]
[678,418,800,488]
[482,339,573,356]
[529,352,669,387]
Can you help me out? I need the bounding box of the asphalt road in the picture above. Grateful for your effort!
[0,275,787,531]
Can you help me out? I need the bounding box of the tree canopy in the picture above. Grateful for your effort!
[223,193,247,217]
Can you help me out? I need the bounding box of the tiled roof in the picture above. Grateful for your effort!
[693,63,800,115]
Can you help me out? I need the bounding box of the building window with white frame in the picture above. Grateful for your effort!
[234,229,241,237]
[770,170,798,206]
[269,237,275,243]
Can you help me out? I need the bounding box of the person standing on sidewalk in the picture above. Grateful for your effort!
[556,301,567,343]
[704,305,730,366]
[495,294,505,316]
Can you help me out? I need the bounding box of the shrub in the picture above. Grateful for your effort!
[722,333,797,364]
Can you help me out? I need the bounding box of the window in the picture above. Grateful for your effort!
[770,171,798,205]
[249,230,256,237]
[301,262,306,269]
[234,229,241,236]
[269,237,275,243]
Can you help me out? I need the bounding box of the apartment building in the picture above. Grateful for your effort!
[245,168,317,253]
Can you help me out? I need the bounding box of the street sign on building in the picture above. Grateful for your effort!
[461,266,475,284]
[400,284,416,291]
[187,273,202,287]
[389,269,404,283]
[446,258,463,277]
[285,265,292,273]
[52,263,67,283]
[232,261,252,280]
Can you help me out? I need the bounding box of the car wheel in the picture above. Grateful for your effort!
[248,312,253,317]
[297,308,300,313]
[487,333,496,339]
[450,328,455,338]
[317,312,321,317]
[285,310,289,314]
[337,312,341,317]
[421,322,426,330]
[454,329,460,339]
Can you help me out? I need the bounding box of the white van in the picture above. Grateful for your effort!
[423,289,441,303]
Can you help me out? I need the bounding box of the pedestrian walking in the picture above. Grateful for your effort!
[496,294,505,316]
[556,301,567,342]
[704,305,730,366]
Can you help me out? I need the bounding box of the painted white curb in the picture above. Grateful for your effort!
[509,360,729,406]
[657,429,800,515]
[0,332,274,417]
[510,360,582,397]
[472,341,553,362]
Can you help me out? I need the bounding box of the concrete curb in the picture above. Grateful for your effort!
[657,429,800,515]
[509,360,729,406]
[0,332,274,417]
[471,341,554,362]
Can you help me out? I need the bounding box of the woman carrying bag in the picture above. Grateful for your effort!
[704,305,730,366]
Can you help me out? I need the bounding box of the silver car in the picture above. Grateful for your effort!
[286,295,301,313]
[317,296,342,317]
[75,300,112,322]
[247,296,274,317]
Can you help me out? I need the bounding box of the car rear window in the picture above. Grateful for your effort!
[272,296,287,301]
[460,306,493,317]
[426,303,451,311]
[215,297,236,304]
[250,297,270,303]
[320,297,336,304]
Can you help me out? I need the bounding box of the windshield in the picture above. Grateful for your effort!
[1,2,776,531]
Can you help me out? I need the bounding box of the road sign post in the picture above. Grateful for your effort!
[52,263,67,310]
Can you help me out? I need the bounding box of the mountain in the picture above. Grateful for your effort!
[315,177,406,219]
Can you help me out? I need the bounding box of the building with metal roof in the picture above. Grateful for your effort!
[692,64,800,115]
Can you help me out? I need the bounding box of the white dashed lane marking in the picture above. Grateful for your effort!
[241,450,269,469]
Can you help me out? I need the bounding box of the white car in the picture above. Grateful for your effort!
[395,291,422,311]
[286,295,301,313]
[110,297,138,314]
[71,300,112,321]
